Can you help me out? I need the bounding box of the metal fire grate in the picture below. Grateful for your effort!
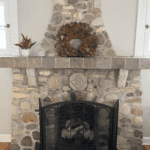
[39,93,119,150]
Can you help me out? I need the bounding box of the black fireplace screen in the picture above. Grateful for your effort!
[39,97,119,150]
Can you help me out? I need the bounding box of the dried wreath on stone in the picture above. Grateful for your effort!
[54,22,98,57]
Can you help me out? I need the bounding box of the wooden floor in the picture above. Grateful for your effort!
[0,143,149,150]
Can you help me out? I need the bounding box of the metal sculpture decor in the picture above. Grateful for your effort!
[54,22,98,57]
[39,92,119,150]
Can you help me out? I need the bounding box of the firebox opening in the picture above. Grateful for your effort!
[56,103,96,150]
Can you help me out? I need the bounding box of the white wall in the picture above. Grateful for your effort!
[101,0,138,56]
[0,69,12,134]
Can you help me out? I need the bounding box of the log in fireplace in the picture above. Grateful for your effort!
[39,92,119,150]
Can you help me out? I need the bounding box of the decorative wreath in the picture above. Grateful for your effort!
[54,22,98,57]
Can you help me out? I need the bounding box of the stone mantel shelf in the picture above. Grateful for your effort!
[1,56,150,69]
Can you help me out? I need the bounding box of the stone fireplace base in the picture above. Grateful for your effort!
[11,64,143,150]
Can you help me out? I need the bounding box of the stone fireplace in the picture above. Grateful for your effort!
[9,0,145,150]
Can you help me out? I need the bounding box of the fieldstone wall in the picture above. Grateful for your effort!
[39,0,117,57]
[11,68,143,150]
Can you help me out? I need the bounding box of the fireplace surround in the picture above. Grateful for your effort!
[39,92,119,150]
[9,0,146,150]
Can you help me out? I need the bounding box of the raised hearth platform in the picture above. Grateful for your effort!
[1,56,150,69]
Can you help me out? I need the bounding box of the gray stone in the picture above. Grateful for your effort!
[68,0,78,4]
[63,86,71,91]
[117,69,128,88]
[107,88,120,94]
[51,13,63,25]
[127,138,142,145]
[32,131,40,140]
[140,58,150,69]
[23,148,32,150]
[91,17,104,26]
[117,127,121,135]
[111,58,125,69]
[55,58,70,68]
[70,39,82,49]
[97,34,105,45]
[134,130,143,139]
[45,32,56,40]
[103,40,112,48]
[26,124,36,130]
[62,92,70,101]
[96,57,111,69]
[11,144,20,150]
[107,70,115,80]
[126,58,139,69]
[120,117,131,122]
[48,90,57,97]
[35,142,40,150]
[70,73,87,90]
[100,80,112,88]
[123,132,133,138]
[20,136,32,146]
[127,92,134,97]
[128,81,142,88]
[42,57,55,68]
[127,70,141,81]
[76,3,87,9]
[70,58,84,68]
[122,122,130,127]
[105,94,118,101]
[130,146,143,150]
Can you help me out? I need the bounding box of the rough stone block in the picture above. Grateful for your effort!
[28,57,41,68]
[13,74,24,81]
[0,57,15,67]
[55,57,70,68]
[70,73,87,90]
[42,57,55,68]
[15,58,28,68]
[96,57,111,69]
[84,58,96,69]
[111,58,125,69]
[125,58,139,69]
[70,58,84,68]
[117,69,128,88]
[28,76,37,86]
[12,93,28,99]
[140,58,150,69]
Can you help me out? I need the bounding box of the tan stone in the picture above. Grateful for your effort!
[39,71,51,76]
[74,11,83,20]
[131,108,143,116]
[22,112,38,123]
[12,81,20,85]
[13,74,24,81]
[84,14,94,20]
[107,88,120,94]
[89,73,105,78]
[126,98,142,103]
[63,76,68,85]
[13,87,24,92]
[11,115,19,121]
[87,93,94,101]
[12,107,22,115]
[63,6,74,9]
[62,11,71,15]
[51,98,58,103]
[88,2,93,9]
[33,100,39,109]
[120,88,134,92]
[133,75,141,81]
[62,92,70,101]
[12,93,28,99]
[12,68,20,73]
[96,98,104,103]
[105,94,118,101]
[38,76,48,82]
[55,0,65,5]
[119,103,130,116]
[12,100,18,105]
[30,92,39,99]
[134,116,142,123]
[26,87,36,91]
[21,101,31,110]
[89,9,102,15]
[100,80,112,88]
[96,26,106,33]
[132,102,142,108]
[47,75,62,90]
[11,131,23,136]
[87,85,93,92]
[128,81,142,88]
